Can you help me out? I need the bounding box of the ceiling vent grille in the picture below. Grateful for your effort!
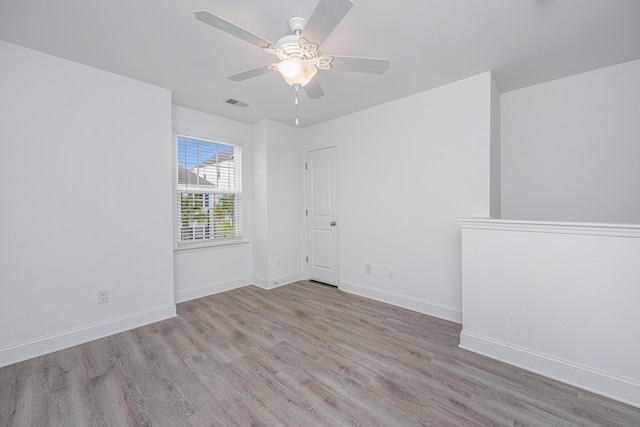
[225,98,249,108]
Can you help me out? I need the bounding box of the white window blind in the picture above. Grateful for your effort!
[176,134,242,245]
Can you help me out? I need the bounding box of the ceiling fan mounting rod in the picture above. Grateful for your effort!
[288,16,307,35]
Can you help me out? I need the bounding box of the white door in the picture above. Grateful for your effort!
[305,146,339,286]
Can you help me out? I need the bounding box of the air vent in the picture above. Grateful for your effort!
[225,98,249,108]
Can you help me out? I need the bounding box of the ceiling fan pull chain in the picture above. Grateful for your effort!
[294,83,300,126]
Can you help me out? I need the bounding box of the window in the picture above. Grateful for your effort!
[176,133,242,246]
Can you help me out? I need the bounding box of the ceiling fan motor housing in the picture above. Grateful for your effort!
[277,16,311,59]
[277,35,304,56]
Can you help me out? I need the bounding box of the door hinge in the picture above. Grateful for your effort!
[305,162,308,170]
[305,209,308,216]
[306,256,308,263]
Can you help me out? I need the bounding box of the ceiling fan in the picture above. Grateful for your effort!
[194,0,390,100]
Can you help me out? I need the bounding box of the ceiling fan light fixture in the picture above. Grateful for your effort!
[195,0,390,105]
[276,57,317,87]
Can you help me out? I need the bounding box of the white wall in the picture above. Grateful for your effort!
[490,75,501,218]
[172,106,254,302]
[301,72,495,322]
[252,120,269,285]
[0,41,175,366]
[501,59,640,223]
[252,120,304,289]
[460,219,640,408]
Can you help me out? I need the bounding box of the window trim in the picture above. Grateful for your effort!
[173,128,246,250]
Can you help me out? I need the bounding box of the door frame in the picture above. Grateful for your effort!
[304,144,340,287]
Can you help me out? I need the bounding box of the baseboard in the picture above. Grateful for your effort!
[252,273,304,290]
[340,280,462,324]
[251,275,269,289]
[460,330,640,409]
[174,277,252,303]
[0,304,176,368]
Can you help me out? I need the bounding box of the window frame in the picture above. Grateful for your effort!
[173,128,246,250]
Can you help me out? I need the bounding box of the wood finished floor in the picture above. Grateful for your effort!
[1,281,639,426]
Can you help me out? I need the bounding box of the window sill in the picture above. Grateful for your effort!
[174,239,250,253]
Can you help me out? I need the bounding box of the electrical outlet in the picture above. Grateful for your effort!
[388,268,395,279]
[365,264,372,274]
[275,257,281,266]
[97,289,109,304]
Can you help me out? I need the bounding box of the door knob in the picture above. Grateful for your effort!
[330,221,336,226]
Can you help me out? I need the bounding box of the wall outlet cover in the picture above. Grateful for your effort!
[97,289,109,304]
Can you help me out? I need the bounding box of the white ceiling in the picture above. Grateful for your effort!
[1,0,639,127]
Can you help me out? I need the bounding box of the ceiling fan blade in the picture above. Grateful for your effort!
[195,10,274,49]
[301,0,353,46]
[329,56,390,74]
[303,77,325,99]
[227,66,274,81]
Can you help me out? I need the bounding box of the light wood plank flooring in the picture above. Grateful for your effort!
[1,281,639,426]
